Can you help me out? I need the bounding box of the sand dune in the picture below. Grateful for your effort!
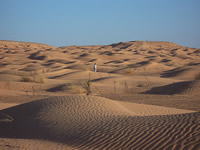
[145,80,200,95]
[0,40,200,149]
[1,40,199,79]
[161,66,200,80]
[0,96,199,150]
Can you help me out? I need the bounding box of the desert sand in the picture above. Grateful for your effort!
[0,40,200,149]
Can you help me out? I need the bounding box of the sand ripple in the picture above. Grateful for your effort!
[0,95,199,149]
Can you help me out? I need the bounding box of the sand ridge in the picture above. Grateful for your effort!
[1,40,200,79]
[0,40,200,149]
[0,95,199,149]
[145,80,200,95]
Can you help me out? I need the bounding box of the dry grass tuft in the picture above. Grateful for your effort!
[68,82,87,94]
[20,71,45,83]
[125,67,135,75]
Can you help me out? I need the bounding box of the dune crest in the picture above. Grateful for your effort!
[1,40,199,79]
[0,40,200,149]
[145,80,200,95]
[0,96,199,149]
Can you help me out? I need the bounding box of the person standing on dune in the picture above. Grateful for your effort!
[93,63,97,72]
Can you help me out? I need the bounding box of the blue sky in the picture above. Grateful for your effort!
[0,0,199,48]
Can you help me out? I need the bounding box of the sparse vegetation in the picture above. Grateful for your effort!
[20,71,45,83]
[21,75,34,82]
[113,80,117,94]
[67,79,92,95]
[124,80,129,94]
[68,82,87,94]
[22,84,42,97]
[137,76,152,87]
[68,73,92,95]
[78,79,92,95]
[125,67,135,75]
[79,73,92,95]
[195,72,200,80]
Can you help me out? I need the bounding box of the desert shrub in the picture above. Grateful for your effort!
[195,72,200,80]
[34,74,45,83]
[20,71,45,83]
[66,79,92,95]
[125,67,134,75]
[78,79,92,95]
[21,75,34,82]
[68,82,87,94]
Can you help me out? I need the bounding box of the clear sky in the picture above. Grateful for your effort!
[0,0,199,48]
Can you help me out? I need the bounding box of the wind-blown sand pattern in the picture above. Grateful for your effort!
[145,80,200,95]
[0,96,199,150]
[0,40,200,149]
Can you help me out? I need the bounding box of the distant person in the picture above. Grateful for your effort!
[93,63,97,72]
